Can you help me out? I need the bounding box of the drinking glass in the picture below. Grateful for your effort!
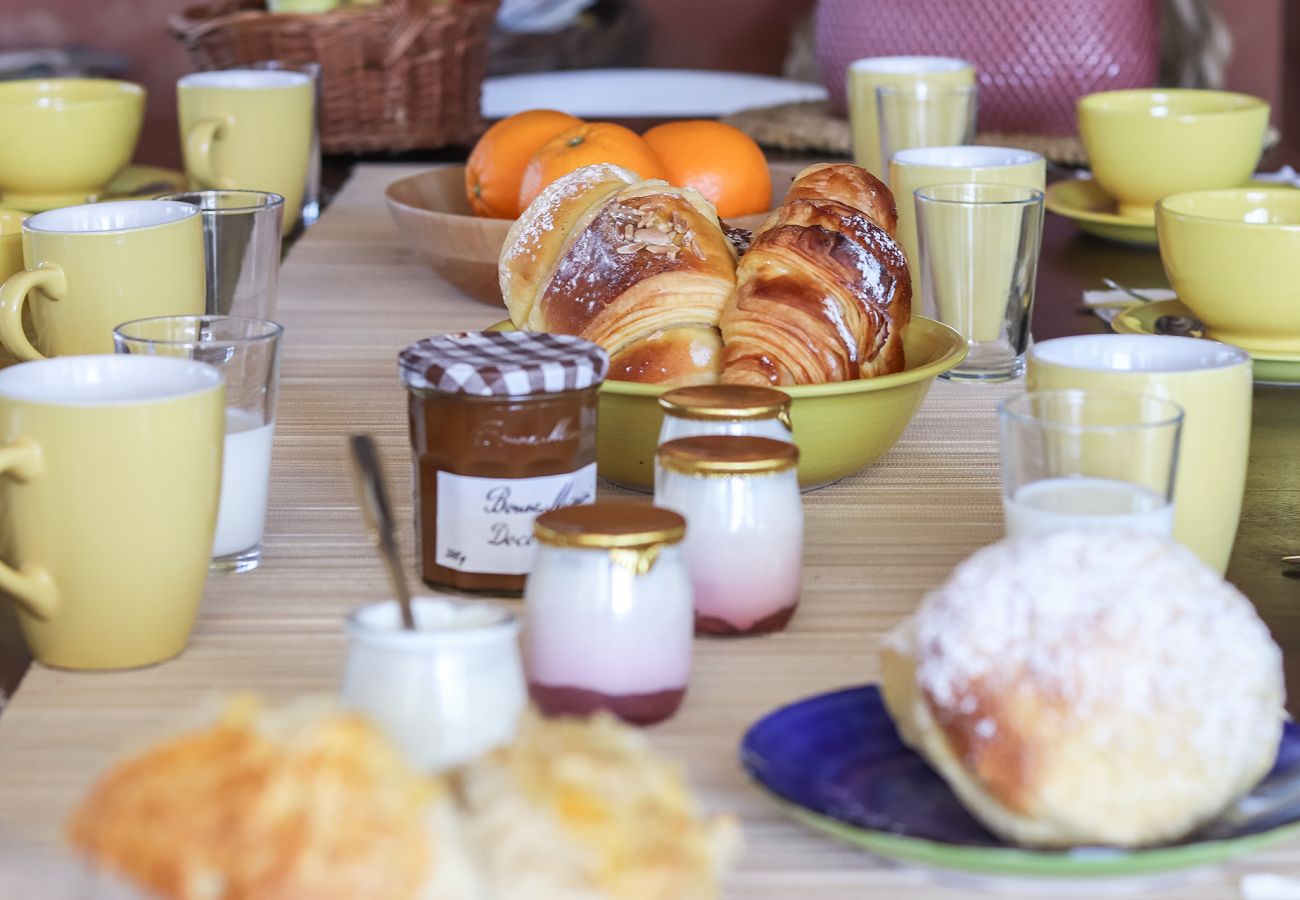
[915,182,1044,381]
[876,83,977,166]
[158,190,284,320]
[999,390,1183,539]
[113,315,283,573]
[246,60,321,228]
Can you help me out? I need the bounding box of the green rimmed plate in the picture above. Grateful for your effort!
[1113,298,1300,386]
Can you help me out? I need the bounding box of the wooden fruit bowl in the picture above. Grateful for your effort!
[385,161,810,306]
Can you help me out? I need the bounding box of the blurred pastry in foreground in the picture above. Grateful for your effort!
[881,529,1285,848]
[720,163,911,386]
[500,163,738,387]
[455,711,740,899]
[66,697,473,900]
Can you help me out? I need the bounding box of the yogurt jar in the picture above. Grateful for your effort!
[655,435,803,635]
[657,384,793,446]
[524,502,692,726]
[342,596,525,771]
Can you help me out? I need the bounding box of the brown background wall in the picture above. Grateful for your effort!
[0,0,1289,167]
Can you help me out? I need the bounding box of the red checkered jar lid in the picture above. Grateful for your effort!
[399,331,609,397]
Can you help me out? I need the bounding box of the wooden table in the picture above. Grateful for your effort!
[0,163,1297,898]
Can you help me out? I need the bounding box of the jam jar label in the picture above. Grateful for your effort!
[435,464,597,574]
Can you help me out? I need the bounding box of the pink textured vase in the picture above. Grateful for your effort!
[816,0,1160,134]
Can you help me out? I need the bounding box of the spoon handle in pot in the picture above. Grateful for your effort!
[347,434,416,631]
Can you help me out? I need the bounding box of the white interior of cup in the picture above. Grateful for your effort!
[25,200,196,234]
[892,146,1042,169]
[347,598,518,650]
[850,56,970,74]
[0,355,222,406]
[1030,335,1249,373]
[178,70,311,90]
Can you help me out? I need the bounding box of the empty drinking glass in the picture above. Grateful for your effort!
[113,315,283,573]
[999,389,1183,539]
[159,190,284,320]
[876,82,977,167]
[915,182,1044,381]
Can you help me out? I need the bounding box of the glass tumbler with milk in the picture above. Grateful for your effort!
[998,390,1183,539]
[114,314,282,572]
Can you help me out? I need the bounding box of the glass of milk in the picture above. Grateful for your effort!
[999,389,1184,539]
[114,315,282,573]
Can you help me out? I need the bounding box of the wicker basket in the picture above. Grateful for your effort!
[170,0,499,154]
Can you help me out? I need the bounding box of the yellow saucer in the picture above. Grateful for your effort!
[0,165,187,212]
[1113,298,1300,385]
[1045,179,1157,246]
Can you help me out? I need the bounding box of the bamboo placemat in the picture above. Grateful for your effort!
[0,164,1295,899]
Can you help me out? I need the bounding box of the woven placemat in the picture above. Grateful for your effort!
[724,100,1089,167]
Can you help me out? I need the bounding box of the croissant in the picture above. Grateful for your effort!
[499,163,738,387]
[719,163,911,386]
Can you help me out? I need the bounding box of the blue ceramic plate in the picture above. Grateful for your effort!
[739,685,1300,878]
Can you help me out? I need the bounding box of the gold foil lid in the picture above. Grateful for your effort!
[657,435,799,476]
[534,502,686,550]
[659,385,792,427]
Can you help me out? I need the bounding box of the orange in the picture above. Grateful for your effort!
[465,109,582,219]
[642,120,772,218]
[517,122,668,214]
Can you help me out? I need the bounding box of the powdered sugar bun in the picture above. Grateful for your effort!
[881,529,1286,848]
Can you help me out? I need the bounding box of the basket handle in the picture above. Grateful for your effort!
[379,0,435,69]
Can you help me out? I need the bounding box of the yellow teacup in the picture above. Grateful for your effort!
[1027,334,1252,573]
[178,70,314,228]
[1157,188,1300,354]
[0,200,205,361]
[1077,89,1268,222]
[889,146,1045,316]
[847,56,975,178]
[0,354,224,669]
[0,79,145,212]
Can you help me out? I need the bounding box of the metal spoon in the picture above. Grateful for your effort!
[1284,556,1300,566]
[347,434,416,631]
[1102,277,1159,304]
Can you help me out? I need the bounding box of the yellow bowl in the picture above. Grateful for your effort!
[1156,188,1300,354]
[1077,89,1268,221]
[0,208,26,283]
[597,317,967,490]
[0,79,145,211]
[385,162,807,305]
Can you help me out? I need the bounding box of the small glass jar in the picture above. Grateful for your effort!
[657,384,793,447]
[400,331,608,594]
[655,435,803,635]
[342,596,526,772]
[524,502,692,726]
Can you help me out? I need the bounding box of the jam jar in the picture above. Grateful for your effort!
[400,331,608,594]
[524,502,692,725]
[655,435,803,635]
[657,384,793,447]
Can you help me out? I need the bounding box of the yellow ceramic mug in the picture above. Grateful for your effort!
[0,354,224,669]
[847,56,975,178]
[1027,334,1252,573]
[178,70,314,228]
[0,201,205,361]
[889,146,1046,317]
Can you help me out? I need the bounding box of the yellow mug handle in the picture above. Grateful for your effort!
[0,437,58,621]
[0,264,65,362]
[185,116,236,189]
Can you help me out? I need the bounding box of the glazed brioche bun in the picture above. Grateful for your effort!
[66,697,476,900]
[454,711,740,900]
[881,530,1286,848]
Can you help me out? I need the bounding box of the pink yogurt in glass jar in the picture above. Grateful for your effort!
[655,436,803,635]
[524,502,692,725]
